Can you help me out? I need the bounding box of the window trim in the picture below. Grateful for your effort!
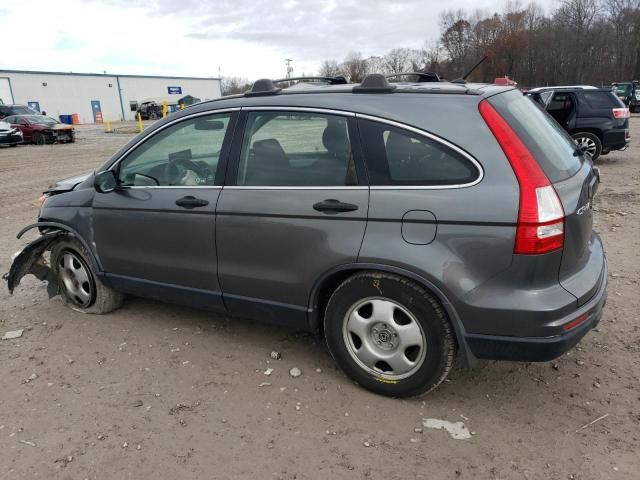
[105,108,240,189]
[356,113,484,190]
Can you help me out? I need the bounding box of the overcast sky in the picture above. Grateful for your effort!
[0,0,556,79]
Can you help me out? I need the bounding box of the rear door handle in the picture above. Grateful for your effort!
[175,196,209,209]
[313,199,358,213]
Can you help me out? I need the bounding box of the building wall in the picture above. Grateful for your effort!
[118,76,222,120]
[0,71,222,123]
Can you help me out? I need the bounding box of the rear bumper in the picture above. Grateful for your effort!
[465,259,607,362]
[602,128,630,151]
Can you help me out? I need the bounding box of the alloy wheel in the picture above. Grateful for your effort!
[58,251,94,307]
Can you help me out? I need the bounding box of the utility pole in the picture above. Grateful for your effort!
[284,59,293,79]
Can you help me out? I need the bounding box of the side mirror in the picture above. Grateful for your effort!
[94,170,117,193]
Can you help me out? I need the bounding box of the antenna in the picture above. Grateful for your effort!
[284,59,293,79]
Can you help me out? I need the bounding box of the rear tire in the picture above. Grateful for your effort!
[50,238,124,314]
[324,272,456,397]
[571,132,602,160]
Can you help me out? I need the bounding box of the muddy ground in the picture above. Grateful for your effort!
[0,121,638,480]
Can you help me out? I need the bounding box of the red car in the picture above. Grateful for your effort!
[4,115,75,145]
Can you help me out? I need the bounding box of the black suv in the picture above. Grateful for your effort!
[526,86,630,160]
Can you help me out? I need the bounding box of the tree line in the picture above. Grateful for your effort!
[315,0,640,87]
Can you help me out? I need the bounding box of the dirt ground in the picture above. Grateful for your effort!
[0,120,638,480]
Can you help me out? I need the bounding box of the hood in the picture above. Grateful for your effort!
[45,172,92,193]
[0,121,10,131]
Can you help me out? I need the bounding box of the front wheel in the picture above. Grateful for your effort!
[50,238,124,314]
[324,272,456,397]
[572,132,602,161]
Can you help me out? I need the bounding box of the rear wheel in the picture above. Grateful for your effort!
[50,238,124,314]
[572,132,602,160]
[324,272,456,397]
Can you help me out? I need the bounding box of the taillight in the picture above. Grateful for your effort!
[478,100,565,254]
[612,107,630,119]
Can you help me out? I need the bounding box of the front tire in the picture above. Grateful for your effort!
[572,132,602,160]
[324,272,456,397]
[50,238,124,314]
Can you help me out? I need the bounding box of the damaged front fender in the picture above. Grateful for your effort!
[3,231,68,296]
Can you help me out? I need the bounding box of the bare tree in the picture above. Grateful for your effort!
[341,52,369,82]
[318,60,342,77]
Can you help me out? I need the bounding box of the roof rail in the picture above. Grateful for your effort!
[245,78,282,97]
[353,73,396,93]
[386,72,440,83]
[272,76,348,85]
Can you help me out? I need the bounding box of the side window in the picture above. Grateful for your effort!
[129,101,138,112]
[237,112,356,187]
[583,91,617,109]
[117,113,232,187]
[358,119,478,186]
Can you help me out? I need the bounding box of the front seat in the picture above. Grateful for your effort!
[315,119,354,185]
[246,138,290,185]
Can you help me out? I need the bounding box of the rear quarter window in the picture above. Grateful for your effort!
[489,90,582,183]
[583,91,623,109]
[358,119,479,186]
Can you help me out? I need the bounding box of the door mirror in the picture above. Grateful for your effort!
[94,170,117,193]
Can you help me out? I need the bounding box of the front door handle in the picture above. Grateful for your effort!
[313,199,359,214]
[175,196,209,209]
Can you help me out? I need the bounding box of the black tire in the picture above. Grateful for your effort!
[10,144,17,147]
[33,132,48,145]
[50,238,124,314]
[150,112,158,120]
[571,132,602,161]
[324,272,456,397]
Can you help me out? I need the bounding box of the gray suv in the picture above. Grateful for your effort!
[6,75,607,397]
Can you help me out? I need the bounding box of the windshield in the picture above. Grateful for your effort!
[13,106,38,115]
[25,115,58,125]
[489,90,583,183]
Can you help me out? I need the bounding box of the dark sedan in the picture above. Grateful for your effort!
[5,115,75,145]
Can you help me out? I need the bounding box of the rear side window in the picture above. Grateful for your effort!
[237,112,356,187]
[358,119,479,186]
[489,90,582,183]
[583,91,622,109]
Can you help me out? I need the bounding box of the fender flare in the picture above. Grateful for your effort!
[17,221,103,272]
[307,263,478,368]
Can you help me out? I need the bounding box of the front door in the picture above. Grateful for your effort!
[216,109,369,327]
[91,100,103,123]
[92,110,237,310]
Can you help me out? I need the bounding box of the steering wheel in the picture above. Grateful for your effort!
[164,157,204,185]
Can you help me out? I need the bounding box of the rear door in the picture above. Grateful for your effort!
[489,90,603,305]
[216,108,369,327]
[92,110,238,310]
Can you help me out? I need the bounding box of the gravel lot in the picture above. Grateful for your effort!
[0,121,638,479]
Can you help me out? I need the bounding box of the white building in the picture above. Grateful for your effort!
[0,70,222,123]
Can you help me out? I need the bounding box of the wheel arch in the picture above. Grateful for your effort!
[17,221,103,273]
[307,263,478,368]
[569,128,603,140]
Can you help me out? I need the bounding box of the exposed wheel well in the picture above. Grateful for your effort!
[569,128,602,140]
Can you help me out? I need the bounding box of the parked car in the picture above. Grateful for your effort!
[0,120,23,146]
[0,104,39,119]
[6,74,607,397]
[137,95,201,120]
[4,115,75,144]
[611,81,640,112]
[526,86,629,160]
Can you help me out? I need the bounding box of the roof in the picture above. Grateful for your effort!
[0,69,220,82]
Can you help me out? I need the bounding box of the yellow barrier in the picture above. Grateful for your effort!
[105,120,112,133]
[162,101,167,118]
[137,112,143,133]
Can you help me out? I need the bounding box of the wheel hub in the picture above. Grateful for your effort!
[371,322,397,350]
